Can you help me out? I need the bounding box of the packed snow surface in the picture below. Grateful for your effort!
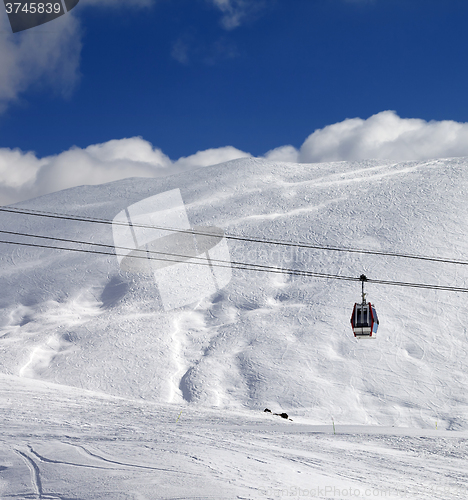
[1,157,468,498]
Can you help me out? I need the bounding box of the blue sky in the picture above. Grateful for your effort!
[1,0,468,204]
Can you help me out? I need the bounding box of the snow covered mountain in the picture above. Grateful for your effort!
[1,157,468,498]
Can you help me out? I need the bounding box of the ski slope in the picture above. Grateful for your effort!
[1,156,468,498]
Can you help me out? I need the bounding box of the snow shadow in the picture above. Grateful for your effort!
[100,276,129,309]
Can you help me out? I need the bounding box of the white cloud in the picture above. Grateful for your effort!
[4,111,468,205]
[0,138,250,206]
[0,0,254,114]
[174,145,250,169]
[84,137,171,165]
[264,145,299,163]
[0,0,158,113]
[208,0,266,30]
[264,111,468,164]
[298,111,468,163]
[0,12,82,111]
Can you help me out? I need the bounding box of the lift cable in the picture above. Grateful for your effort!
[2,217,459,404]
[1,231,468,294]
[0,228,299,274]
[1,205,468,267]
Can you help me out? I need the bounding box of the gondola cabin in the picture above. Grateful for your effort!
[350,302,379,338]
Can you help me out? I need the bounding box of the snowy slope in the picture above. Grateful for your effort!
[1,157,468,498]
[1,373,467,500]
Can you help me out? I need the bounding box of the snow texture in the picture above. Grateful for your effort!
[0,157,468,498]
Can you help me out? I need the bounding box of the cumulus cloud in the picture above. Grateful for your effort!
[0,138,251,205]
[264,145,300,163]
[298,111,468,163]
[174,145,250,169]
[4,111,468,205]
[264,111,468,164]
[0,0,258,113]
[0,12,82,112]
[0,0,158,113]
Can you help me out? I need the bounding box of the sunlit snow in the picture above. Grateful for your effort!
[1,157,468,499]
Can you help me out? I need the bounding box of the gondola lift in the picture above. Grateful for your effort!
[350,274,379,339]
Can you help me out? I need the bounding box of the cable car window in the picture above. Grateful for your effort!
[356,306,369,327]
[372,306,379,324]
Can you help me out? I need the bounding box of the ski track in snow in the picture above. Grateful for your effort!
[1,376,467,500]
[1,157,468,498]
